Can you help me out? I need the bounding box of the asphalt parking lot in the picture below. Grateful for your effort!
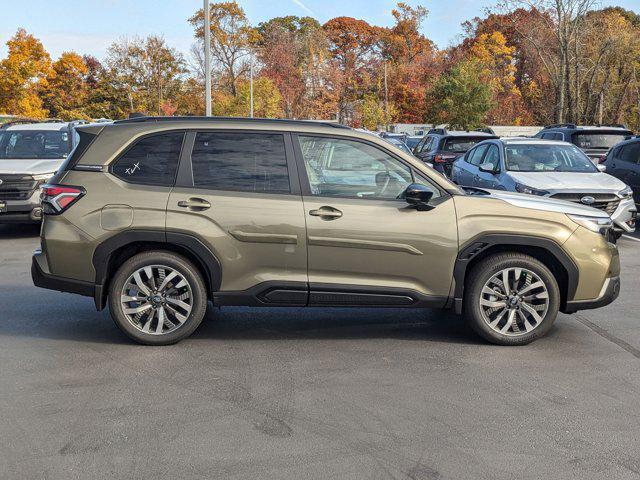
[1,226,639,480]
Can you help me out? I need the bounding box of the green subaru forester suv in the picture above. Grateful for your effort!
[32,117,621,345]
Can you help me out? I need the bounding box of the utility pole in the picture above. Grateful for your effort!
[204,0,212,116]
[383,61,388,131]
[598,91,603,125]
[249,53,254,118]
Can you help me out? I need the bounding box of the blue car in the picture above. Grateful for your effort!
[603,136,640,204]
[450,137,637,233]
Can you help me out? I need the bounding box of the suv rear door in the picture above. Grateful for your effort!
[165,130,308,301]
[293,134,458,305]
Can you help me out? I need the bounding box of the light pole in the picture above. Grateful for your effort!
[249,53,254,118]
[204,0,212,116]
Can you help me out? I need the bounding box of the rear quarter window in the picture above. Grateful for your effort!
[112,132,184,186]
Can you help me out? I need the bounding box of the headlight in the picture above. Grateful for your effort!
[515,183,549,196]
[567,214,613,235]
[32,173,55,182]
[618,185,633,199]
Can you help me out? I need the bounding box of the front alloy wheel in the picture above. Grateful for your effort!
[464,253,560,345]
[479,267,549,336]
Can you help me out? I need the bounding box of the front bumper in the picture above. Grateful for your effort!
[610,197,636,233]
[0,189,43,223]
[563,276,620,313]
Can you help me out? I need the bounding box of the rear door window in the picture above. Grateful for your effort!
[191,132,290,193]
[112,132,184,186]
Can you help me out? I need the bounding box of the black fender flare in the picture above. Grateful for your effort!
[92,229,222,310]
[452,234,579,313]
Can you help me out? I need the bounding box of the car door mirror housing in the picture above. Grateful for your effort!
[401,183,435,210]
[597,164,606,172]
[479,163,499,174]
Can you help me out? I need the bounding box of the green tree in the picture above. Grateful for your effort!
[429,59,493,130]
[105,35,187,116]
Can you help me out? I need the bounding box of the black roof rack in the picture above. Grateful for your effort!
[542,123,577,130]
[113,116,352,130]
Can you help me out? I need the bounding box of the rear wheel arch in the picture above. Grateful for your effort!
[92,230,221,310]
[453,235,578,313]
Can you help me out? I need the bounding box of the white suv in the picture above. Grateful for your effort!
[0,120,87,223]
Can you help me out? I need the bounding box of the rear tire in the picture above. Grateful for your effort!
[108,251,208,345]
[463,253,560,346]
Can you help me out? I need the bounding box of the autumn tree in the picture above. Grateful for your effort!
[190,2,252,96]
[323,17,380,124]
[378,3,438,123]
[254,16,330,119]
[466,31,533,124]
[42,52,90,120]
[212,77,282,117]
[0,29,51,118]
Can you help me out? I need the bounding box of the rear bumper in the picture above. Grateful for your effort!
[563,276,620,313]
[31,250,96,298]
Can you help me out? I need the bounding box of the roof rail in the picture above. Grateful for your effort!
[427,128,447,135]
[113,116,352,130]
[595,123,629,129]
[0,117,65,129]
[475,127,495,135]
[542,123,577,130]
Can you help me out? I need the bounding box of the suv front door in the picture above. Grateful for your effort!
[294,134,458,306]
[166,130,308,302]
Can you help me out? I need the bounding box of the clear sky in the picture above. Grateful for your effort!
[0,0,637,60]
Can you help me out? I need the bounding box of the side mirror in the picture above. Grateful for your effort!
[597,164,606,172]
[401,183,434,210]
[479,163,499,174]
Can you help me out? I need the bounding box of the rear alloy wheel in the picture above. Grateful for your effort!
[464,253,560,345]
[109,251,207,345]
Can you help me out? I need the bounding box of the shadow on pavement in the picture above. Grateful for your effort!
[0,224,40,238]
[0,301,483,346]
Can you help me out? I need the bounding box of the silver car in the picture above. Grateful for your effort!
[0,120,87,223]
[451,137,637,233]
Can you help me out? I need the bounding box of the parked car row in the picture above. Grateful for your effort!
[379,125,637,236]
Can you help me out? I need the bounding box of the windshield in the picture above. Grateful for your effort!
[573,133,628,150]
[505,144,598,173]
[0,130,72,159]
[443,137,486,152]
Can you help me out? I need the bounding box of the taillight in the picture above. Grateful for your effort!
[40,184,85,215]
[434,153,457,163]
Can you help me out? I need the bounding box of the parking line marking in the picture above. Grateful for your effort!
[574,314,640,359]
[621,235,640,243]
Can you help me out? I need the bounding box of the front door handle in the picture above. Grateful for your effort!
[309,206,343,220]
[177,198,211,211]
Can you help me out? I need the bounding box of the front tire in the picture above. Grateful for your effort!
[463,253,560,346]
[108,251,208,345]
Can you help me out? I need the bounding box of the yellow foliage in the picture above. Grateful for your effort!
[0,29,51,118]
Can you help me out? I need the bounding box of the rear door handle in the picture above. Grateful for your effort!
[177,198,211,211]
[309,206,343,219]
